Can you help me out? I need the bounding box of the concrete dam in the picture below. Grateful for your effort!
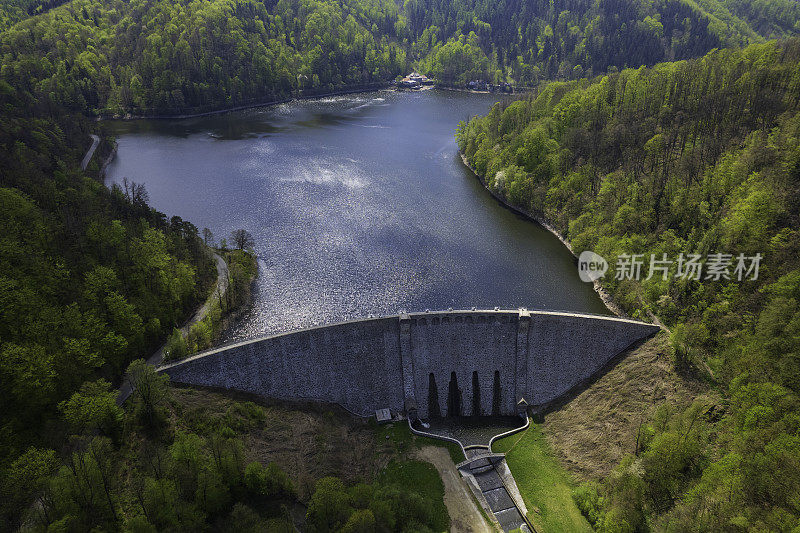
[159,309,660,418]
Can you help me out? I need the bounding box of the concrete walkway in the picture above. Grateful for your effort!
[81,134,100,170]
[117,252,229,403]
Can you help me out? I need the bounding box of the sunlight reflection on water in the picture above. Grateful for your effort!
[105,90,610,341]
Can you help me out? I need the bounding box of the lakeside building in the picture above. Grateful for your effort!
[397,71,434,89]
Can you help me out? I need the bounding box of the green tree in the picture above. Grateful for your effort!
[306,477,352,532]
[244,461,294,499]
[126,359,171,430]
[340,509,376,533]
[164,328,188,361]
[59,379,123,438]
[0,447,58,530]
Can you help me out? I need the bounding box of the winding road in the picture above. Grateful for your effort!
[117,252,229,404]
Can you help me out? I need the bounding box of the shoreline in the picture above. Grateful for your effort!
[217,252,259,342]
[95,86,393,180]
[436,85,538,96]
[458,151,628,318]
[100,82,534,121]
[98,83,392,121]
[100,89,625,320]
[97,141,117,179]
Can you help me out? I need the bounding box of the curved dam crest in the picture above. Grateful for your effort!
[159,309,660,417]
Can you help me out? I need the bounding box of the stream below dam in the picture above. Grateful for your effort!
[105,89,610,341]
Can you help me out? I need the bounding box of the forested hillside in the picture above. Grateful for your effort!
[412,0,800,85]
[0,0,66,30]
[2,0,800,529]
[1,0,798,115]
[457,39,800,530]
[0,87,448,529]
[0,76,222,522]
[0,0,408,115]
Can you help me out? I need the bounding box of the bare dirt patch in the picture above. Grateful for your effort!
[542,332,714,481]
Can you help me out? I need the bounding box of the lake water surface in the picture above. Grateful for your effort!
[106,89,609,341]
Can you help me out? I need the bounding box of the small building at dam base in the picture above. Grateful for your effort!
[159,309,660,419]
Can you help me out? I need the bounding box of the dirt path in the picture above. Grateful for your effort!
[415,446,495,533]
[117,252,228,403]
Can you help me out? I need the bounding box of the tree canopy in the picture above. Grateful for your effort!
[1,0,799,114]
[458,38,800,530]
[1,0,799,528]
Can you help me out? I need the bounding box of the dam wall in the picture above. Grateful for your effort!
[159,310,660,417]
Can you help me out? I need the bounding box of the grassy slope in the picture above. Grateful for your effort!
[169,388,393,497]
[169,387,461,504]
[489,334,710,530]
[493,425,592,533]
[375,421,466,464]
[488,334,705,531]
[541,333,713,481]
[377,460,449,531]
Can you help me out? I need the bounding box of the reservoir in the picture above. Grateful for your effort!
[105,89,609,341]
